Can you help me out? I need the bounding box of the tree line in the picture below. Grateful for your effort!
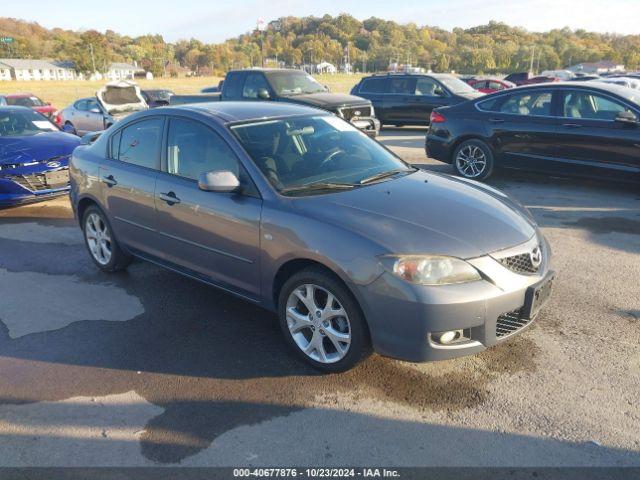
[1,15,639,77]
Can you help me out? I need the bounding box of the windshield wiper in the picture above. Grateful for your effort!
[280,181,356,194]
[359,168,415,185]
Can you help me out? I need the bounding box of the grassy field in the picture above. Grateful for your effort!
[0,74,364,109]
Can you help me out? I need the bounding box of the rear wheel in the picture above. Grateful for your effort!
[278,267,371,372]
[453,139,494,180]
[82,205,131,272]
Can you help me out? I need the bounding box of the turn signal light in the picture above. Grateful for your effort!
[430,111,446,123]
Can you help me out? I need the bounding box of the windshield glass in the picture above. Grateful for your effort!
[436,76,477,93]
[231,115,413,196]
[6,96,44,107]
[0,109,58,137]
[266,71,327,96]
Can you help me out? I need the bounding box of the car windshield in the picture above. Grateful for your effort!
[436,76,477,93]
[231,115,414,196]
[0,109,58,137]
[266,71,327,96]
[6,96,44,107]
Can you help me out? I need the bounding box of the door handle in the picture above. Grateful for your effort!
[562,123,582,128]
[489,118,505,123]
[159,191,181,205]
[101,174,117,187]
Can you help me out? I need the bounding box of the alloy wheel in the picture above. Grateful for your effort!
[285,284,352,364]
[85,213,112,266]
[455,145,487,178]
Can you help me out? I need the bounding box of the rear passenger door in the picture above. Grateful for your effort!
[154,116,262,299]
[99,117,165,257]
[555,89,640,180]
[382,77,417,124]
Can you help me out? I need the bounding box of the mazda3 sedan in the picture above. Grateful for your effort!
[70,102,553,372]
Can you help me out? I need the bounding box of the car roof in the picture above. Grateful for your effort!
[0,105,36,111]
[4,93,36,98]
[511,80,633,95]
[158,101,328,123]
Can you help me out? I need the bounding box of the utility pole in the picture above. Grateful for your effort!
[529,45,535,74]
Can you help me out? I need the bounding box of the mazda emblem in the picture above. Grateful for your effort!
[530,247,542,268]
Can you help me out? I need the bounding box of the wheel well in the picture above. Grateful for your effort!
[77,198,98,225]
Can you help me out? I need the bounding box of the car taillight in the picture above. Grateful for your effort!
[430,111,446,123]
[53,111,62,126]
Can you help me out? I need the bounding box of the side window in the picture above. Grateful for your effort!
[167,118,240,180]
[497,91,553,116]
[221,72,242,99]
[389,77,416,94]
[242,73,270,99]
[360,78,387,94]
[489,81,504,91]
[74,100,88,111]
[86,99,100,112]
[118,118,163,169]
[415,77,440,96]
[563,91,630,120]
[473,80,487,90]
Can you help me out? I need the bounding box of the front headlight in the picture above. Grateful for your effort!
[370,104,375,118]
[379,255,481,285]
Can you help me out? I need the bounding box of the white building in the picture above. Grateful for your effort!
[106,62,145,81]
[316,61,337,74]
[0,65,10,81]
[0,59,77,81]
[567,61,625,75]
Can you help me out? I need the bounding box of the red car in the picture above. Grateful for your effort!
[468,78,515,93]
[0,93,58,121]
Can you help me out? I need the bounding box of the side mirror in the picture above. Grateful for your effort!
[90,107,102,114]
[198,170,240,193]
[324,85,330,92]
[60,123,75,134]
[615,111,638,125]
[257,88,271,100]
[46,102,52,106]
[433,87,445,97]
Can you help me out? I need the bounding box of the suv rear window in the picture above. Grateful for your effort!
[360,78,387,94]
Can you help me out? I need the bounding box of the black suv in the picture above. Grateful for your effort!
[350,73,484,127]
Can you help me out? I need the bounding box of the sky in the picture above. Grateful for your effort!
[6,0,640,43]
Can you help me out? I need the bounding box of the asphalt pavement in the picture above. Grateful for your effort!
[0,128,638,467]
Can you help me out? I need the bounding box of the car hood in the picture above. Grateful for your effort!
[292,170,537,259]
[0,132,81,165]
[96,80,148,115]
[282,93,371,110]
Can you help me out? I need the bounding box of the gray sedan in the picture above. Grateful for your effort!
[58,97,111,136]
[69,102,554,372]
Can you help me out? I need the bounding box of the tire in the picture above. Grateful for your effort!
[81,205,132,273]
[64,121,77,136]
[452,139,494,180]
[278,267,371,373]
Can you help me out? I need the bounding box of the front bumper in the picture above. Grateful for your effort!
[0,167,70,207]
[356,237,553,362]
[351,117,380,138]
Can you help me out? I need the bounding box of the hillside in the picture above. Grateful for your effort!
[1,15,639,76]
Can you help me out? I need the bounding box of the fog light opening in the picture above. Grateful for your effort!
[432,329,463,345]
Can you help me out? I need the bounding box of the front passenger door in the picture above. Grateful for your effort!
[155,116,262,299]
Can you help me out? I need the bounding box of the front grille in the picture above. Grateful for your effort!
[338,105,372,121]
[496,307,531,338]
[9,171,69,192]
[498,252,540,274]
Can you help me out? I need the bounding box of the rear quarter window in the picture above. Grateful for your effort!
[360,78,387,94]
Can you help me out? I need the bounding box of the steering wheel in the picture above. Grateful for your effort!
[319,148,347,171]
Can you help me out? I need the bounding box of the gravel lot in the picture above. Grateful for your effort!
[0,128,638,467]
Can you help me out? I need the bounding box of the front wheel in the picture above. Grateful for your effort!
[82,205,132,272]
[278,268,371,373]
[453,139,494,180]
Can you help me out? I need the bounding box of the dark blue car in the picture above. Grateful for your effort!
[0,106,81,206]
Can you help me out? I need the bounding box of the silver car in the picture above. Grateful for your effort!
[59,81,147,136]
[69,102,554,372]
